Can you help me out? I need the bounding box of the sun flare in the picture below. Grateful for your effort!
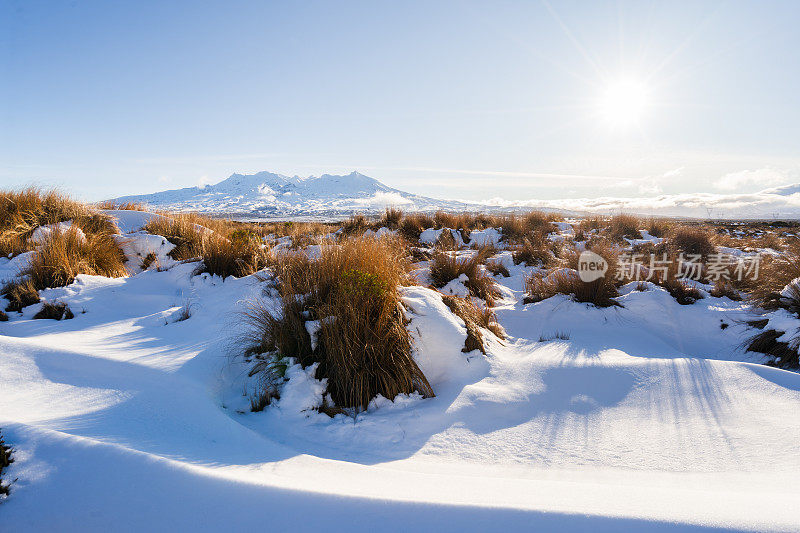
[599,78,649,128]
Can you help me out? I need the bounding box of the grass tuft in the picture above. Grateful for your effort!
[199,235,271,278]
[33,301,74,320]
[0,429,13,499]
[245,236,433,411]
[608,214,642,240]
[669,226,715,258]
[430,250,501,306]
[441,294,504,354]
[1,279,40,312]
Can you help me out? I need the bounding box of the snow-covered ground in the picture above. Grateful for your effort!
[2,219,800,532]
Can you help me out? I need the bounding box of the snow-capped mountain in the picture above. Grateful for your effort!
[112,171,475,218]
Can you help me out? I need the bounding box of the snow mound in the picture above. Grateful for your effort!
[401,286,474,386]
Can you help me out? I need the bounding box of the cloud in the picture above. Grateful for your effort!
[493,183,800,219]
[350,192,414,208]
[714,168,788,191]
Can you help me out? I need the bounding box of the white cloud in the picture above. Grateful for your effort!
[351,192,413,208]
[501,183,800,218]
[714,168,787,191]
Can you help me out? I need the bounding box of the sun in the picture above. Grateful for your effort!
[598,78,649,128]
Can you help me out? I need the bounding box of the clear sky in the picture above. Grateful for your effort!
[2,0,799,202]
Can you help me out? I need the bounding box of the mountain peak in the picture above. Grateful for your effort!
[111,169,469,217]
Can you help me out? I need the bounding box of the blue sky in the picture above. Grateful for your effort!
[2,0,799,202]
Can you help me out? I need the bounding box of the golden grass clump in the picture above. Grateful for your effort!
[0,429,13,498]
[607,214,642,241]
[524,268,621,308]
[0,187,99,258]
[440,294,504,354]
[199,234,272,278]
[399,212,435,241]
[143,215,207,259]
[710,280,742,301]
[33,301,74,320]
[485,259,510,277]
[94,200,146,211]
[647,218,670,238]
[525,243,621,307]
[341,214,371,235]
[1,278,40,312]
[246,236,433,411]
[512,234,555,266]
[668,226,716,258]
[0,187,89,234]
[748,251,800,310]
[25,228,127,291]
[381,207,403,230]
[429,249,501,306]
[745,321,799,369]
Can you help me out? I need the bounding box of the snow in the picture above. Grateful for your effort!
[439,273,471,298]
[113,233,176,273]
[29,222,85,244]
[2,234,800,531]
[101,209,166,233]
[469,227,502,246]
[110,171,480,218]
[419,227,464,246]
[401,286,478,386]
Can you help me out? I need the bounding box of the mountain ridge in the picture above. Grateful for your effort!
[112,170,485,218]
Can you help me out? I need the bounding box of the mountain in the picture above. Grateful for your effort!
[112,171,478,219]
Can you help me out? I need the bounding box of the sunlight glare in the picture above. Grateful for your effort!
[599,78,649,128]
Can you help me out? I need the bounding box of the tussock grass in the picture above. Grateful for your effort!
[0,187,111,258]
[25,228,127,290]
[526,243,621,307]
[94,200,146,211]
[143,215,207,260]
[524,268,621,308]
[381,207,403,230]
[512,234,555,266]
[3,225,126,311]
[746,329,799,369]
[246,236,433,411]
[399,212,434,241]
[485,259,510,277]
[0,187,89,235]
[433,229,460,251]
[440,294,504,354]
[660,278,704,305]
[607,214,642,240]
[1,279,40,312]
[748,251,800,311]
[0,429,13,499]
[199,235,271,278]
[646,218,670,238]
[669,226,716,258]
[710,280,742,301]
[144,213,273,277]
[341,214,370,235]
[430,249,501,306]
[33,301,74,320]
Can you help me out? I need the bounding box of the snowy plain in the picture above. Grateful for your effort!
[1,212,800,532]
